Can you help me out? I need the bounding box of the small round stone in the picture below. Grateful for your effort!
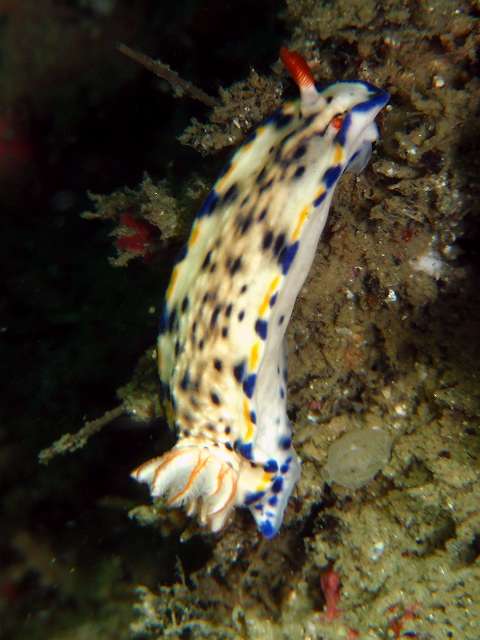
[324,427,393,490]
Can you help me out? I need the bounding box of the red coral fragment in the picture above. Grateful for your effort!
[116,211,157,258]
[320,566,342,621]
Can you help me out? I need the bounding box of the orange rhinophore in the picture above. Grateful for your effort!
[279,47,316,89]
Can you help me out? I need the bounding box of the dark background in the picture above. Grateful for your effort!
[0,1,286,636]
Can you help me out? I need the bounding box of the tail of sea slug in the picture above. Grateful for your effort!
[132,436,267,533]
[247,453,301,539]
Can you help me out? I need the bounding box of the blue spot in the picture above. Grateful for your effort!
[334,112,352,146]
[280,387,285,400]
[259,178,274,194]
[256,167,267,184]
[198,190,219,217]
[180,371,190,391]
[280,242,299,275]
[173,244,188,264]
[270,293,277,307]
[293,145,307,160]
[236,441,253,459]
[268,495,278,507]
[181,297,189,313]
[262,231,273,251]
[243,129,257,145]
[168,309,177,332]
[280,462,289,474]
[274,112,294,130]
[279,436,291,450]
[272,477,284,494]
[260,520,276,539]
[313,191,327,207]
[323,165,342,188]
[293,165,305,179]
[210,304,222,328]
[243,374,257,398]
[255,319,268,340]
[233,361,246,383]
[254,504,263,511]
[245,490,265,505]
[264,460,278,473]
[222,183,239,204]
[158,306,168,334]
[264,107,283,126]
[274,232,286,257]
[175,339,181,356]
[250,411,257,424]
[160,380,170,396]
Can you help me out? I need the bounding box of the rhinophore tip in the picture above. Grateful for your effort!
[279,47,325,116]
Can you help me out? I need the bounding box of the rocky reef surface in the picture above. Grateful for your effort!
[2,1,479,639]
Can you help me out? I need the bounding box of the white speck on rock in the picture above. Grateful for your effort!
[386,288,398,303]
[411,248,445,280]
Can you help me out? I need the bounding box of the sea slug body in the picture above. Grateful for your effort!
[132,48,389,538]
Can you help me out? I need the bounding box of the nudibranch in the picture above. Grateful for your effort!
[132,48,389,538]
